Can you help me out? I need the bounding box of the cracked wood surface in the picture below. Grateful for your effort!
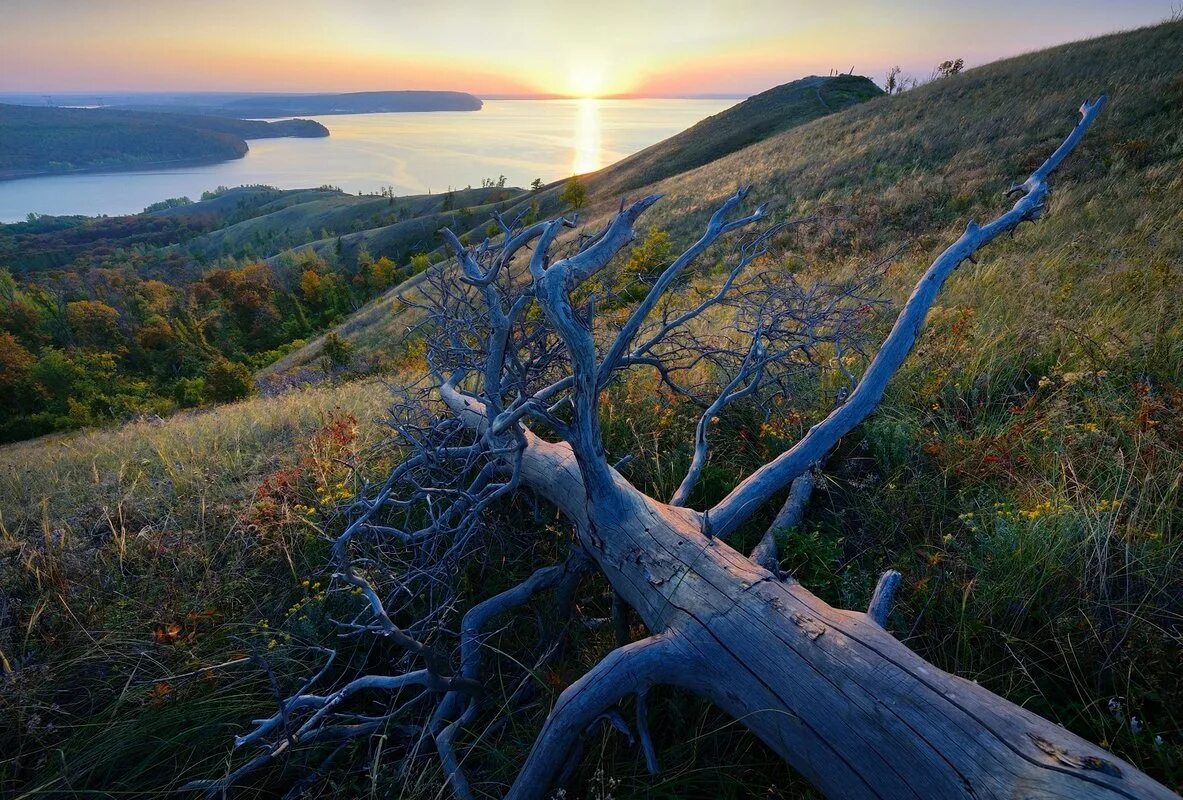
[436,97,1176,799]
[502,427,1175,799]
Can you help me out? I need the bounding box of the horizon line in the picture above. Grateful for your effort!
[0,89,755,101]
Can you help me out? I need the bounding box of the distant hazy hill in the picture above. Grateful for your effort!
[219,90,482,116]
[0,105,328,180]
[106,90,483,118]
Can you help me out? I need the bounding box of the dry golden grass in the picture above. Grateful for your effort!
[0,380,393,795]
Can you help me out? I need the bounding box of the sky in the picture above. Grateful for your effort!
[0,1,1174,97]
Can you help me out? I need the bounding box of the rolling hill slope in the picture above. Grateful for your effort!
[173,186,516,260]
[279,21,1180,373]
[588,74,881,195]
[2,21,1181,798]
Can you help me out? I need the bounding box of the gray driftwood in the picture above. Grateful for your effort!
[189,97,1179,800]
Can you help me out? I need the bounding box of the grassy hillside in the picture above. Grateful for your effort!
[592,22,1182,787]
[297,22,1181,377]
[265,74,881,373]
[0,378,808,797]
[590,74,881,195]
[258,19,1183,786]
[0,381,396,795]
[2,20,1182,799]
[0,105,328,180]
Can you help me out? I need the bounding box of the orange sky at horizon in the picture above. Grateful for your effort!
[1,0,1174,97]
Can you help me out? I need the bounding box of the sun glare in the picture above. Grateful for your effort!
[566,62,606,98]
[571,97,602,174]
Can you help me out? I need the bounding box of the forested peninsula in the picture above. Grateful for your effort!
[0,104,329,180]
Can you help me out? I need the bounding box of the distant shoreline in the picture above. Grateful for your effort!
[104,90,483,118]
[0,105,329,186]
[0,97,740,221]
[0,154,241,185]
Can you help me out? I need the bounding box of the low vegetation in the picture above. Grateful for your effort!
[0,381,392,795]
[0,186,519,442]
[1,19,1180,799]
[0,241,398,442]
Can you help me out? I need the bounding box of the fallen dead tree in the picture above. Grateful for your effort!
[189,96,1179,799]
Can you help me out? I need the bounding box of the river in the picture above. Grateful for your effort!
[0,98,737,222]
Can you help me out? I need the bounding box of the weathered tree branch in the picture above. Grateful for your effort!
[505,634,680,800]
[749,468,815,573]
[708,97,1108,539]
[867,569,902,628]
[433,556,588,800]
[196,96,1181,800]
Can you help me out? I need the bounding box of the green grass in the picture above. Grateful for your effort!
[3,19,1182,799]
[0,381,393,796]
[590,74,882,196]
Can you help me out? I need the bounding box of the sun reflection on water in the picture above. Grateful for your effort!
[571,98,602,174]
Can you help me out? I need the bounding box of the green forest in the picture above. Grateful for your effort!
[0,104,327,179]
[0,190,425,442]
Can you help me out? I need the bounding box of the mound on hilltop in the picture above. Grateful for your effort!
[592,74,882,194]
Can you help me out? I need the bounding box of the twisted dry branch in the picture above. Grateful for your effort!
[192,96,1177,800]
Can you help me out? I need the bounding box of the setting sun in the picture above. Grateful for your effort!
[565,62,609,98]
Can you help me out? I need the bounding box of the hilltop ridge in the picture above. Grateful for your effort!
[590,74,882,194]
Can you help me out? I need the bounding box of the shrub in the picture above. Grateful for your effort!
[204,358,254,403]
[408,253,431,274]
[320,332,352,370]
[0,330,35,403]
[173,376,206,407]
[66,299,120,348]
[622,226,672,281]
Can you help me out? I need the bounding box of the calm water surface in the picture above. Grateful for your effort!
[0,99,736,222]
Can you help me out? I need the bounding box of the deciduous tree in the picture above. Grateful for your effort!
[559,175,588,211]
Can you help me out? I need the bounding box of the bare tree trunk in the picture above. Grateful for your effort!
[498,429,1174,800]
[194,97,1178,800]
[442,95,1172,800]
